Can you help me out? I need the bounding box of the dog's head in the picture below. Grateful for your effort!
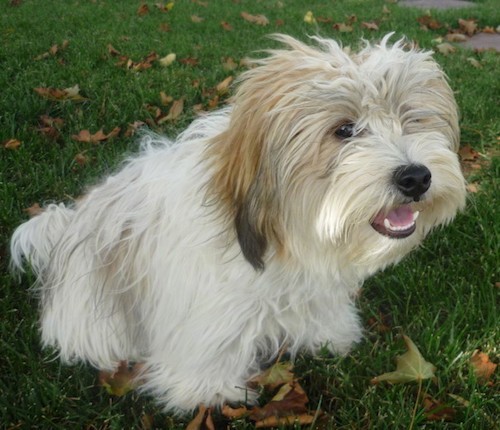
[208,34,466,273]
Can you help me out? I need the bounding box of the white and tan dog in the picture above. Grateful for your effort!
[11,34,466,412]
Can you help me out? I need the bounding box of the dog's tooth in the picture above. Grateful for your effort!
[412,211,420,221]
[384,218,392,230]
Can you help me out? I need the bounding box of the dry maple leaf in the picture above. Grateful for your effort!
[186,404,215,430]
[470,350,497,384]
[371,335,436,384]
[74,152,90,166]
[107,44,121,56]
[124,121,146,138]
[362,21,379,31]
[157,98,184,124]
[221,404,249,419]
[24,203,43,218]
[445,33,468,43]
[222,57,238,71]
[220,21,233,31]
[459,144,480,161]
[251,362,295,391]
[435,43,456,56]
[159,53,176,67]
[72,127,120,144]
[241,12,269,26]
[333,23,353,32]
[304,11,316,25]
[255,414,315,428]
[137,3,149,16]
[191,15,204,23]
[179,57,199,67]
[3,138,21,150]
[216,76,233,94]
[458,18,478,36]
[34,85,87,102]
[417,15,441,30]
[422,393,456,421]
[99,361,144,396]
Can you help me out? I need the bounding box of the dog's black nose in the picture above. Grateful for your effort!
[393,164,431,201]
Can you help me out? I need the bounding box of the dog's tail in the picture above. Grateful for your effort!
[10,203,74,277]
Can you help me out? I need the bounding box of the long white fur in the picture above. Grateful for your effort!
[10,34,466,412]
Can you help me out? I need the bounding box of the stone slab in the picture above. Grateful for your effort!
[461,33,500,52]
[399,0,476,9]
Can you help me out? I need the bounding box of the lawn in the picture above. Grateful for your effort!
[0,0,498,428]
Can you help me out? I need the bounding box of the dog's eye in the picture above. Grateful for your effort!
[334,123,355,140]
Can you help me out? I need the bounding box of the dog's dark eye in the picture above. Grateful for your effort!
[334,123,355,139]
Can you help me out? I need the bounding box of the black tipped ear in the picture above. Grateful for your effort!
[235,203,267,271]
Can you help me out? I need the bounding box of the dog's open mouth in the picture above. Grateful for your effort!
[371,205,419,239]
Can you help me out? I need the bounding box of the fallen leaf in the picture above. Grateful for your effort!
[422,393,456,421]
[459,144,480,161]
[417,15,441,30]
[24,203,43,217]
[241,12,269,26]
[157,98,184,123]
[179,57,199,66]
[160,91,173,105]
[371,335,436,384]
[221,404,249,419]
[3,138,21,149]
[458,18,478,36]
[72,127,121,144]
[124,121,146,137]
[216,76,233,94]
[333,23,353,32]
[482,26,495,34]
[107,44,121,56]
[74,152,89,166]
[255,414,315,428]
[98,361,144,396]
[466,57,482,68]
[159,53,176,67]
[222,56,238,71]
[137,3,149,16]
[191,15,204,23]
[186,405,215,430]
[316,16,332,24]
[304,11,316,25]
[445,33,468,43]
[251,362,295,390]
[435,43,456,56]
[470,350,497,384]
[220,21,233,31]
[362,21,379,31]
[34,85,87,102]
[159,22,171,32]
[466,183,480,193]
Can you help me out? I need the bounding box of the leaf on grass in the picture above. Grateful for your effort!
[159,53,176,67]
[220,21,233,31]
[191,15,204,23]
[255,414,315,428]
[3,138,21,150]
[34,85,87,102]
[221,404,249,419]
[74,152,90,166]
[157,98,184,123]
[179,57,199,67]
[333,23,353,32]
[251,362,295,390]
[466,57,482,69]
[304,11,316,25]
[216,76,233,94]
[137,3,149,16]
[35,40,69,60]
[24,203,43,218]
[250,381,309,420]
[371,335,436,384]
[417,15,441,30]
[186,405,215,430]
[362,21,379,31]
[159,22,171,32]
[124,121,146,137]
[445,33,468,43]
[435,43,456,56]
[470,350,497,384]
[160,91,173,105]
[422,393,457,421]
[241,12,269,26]
[99,361,144,396]
[222,57,238,71]
[72,127,121,144]
[458,18,478,36]
[107,44,121,56]
[466,183,480,193]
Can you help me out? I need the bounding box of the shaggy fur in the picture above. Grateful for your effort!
[11,34,466,412]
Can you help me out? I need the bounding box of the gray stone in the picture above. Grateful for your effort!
[462,33,500,52]
[399,0,476,9]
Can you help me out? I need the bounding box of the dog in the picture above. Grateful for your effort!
[11,34,466,412]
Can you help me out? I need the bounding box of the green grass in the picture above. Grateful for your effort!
[1,0,498,428]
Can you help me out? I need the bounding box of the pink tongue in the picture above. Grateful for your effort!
[385,205,414,226]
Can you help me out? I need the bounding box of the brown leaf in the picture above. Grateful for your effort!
[417,15,441,30]
[191,15,204,23]
[445,33,468,43]
[333,23,353,32]
[250,382,308,421]
[160,91,174,105]
[241,12,269,26]
[470,350,497,384]
[159,22,171,32]
[222,57,238,71]
[3,138,22,150]
[186,405,215,430]
[435,43,456,56]
[251,362,295,391]
[40,114,64,128]
[72,127,121,144]
[179,57,199,66]
[255,414,315,428]
[466,183,480,193]
[458,18,478,36]
[124,121,146,138]
[74,152,89,166]
[24,203,43,218]
[99,361,144,396]
[459,144,479,161]
[157,98,184,123]
[316,16,333,23]
[362,21,379,31]
[220,21,233,31]
[137,3,149,16]
[422,393,456,421]
[221,404,249,419]
[216,76,233,94]
[107,44,121,56]
[34,85,87,102]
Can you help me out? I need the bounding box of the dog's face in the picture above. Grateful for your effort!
[208,35,466,274]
